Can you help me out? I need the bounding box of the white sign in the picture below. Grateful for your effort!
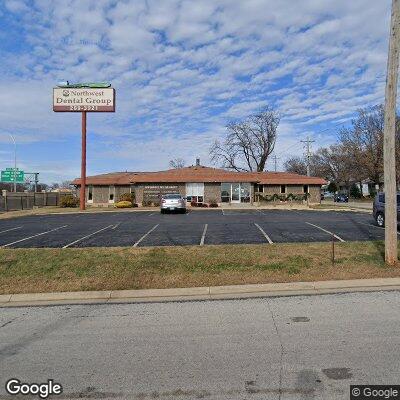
[53,88,115,112]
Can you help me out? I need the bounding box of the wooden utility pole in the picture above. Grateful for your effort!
[384,0,400,265]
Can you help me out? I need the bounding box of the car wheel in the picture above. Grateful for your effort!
[160,209,164,214]
[376,212,384,227]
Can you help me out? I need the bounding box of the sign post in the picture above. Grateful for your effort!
[53,84,115,210]
[81,111,87,211]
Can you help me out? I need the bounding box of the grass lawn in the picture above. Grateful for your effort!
[1,241,400,294]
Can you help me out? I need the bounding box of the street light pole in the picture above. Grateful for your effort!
[8,134,17,193]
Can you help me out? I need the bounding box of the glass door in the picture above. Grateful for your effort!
[231,183,240,203]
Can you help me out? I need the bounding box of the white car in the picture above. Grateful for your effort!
[160,194,186,214]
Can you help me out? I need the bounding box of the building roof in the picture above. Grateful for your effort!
[71,166,326,186]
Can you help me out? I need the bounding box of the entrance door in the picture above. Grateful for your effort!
[231,183,240,203]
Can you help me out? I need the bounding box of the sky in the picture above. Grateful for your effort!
[0,0,393,184]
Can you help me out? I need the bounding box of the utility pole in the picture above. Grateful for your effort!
[383,0,400,265]
[272,154,279,172]
[300,136,315,176]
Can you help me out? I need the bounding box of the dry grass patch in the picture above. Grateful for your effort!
[1,241,399,294]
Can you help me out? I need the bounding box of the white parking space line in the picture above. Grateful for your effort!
[111,222,121,230]
[133,224,159,247]
[62,225,114,248]
[200,224,208,246]
[2,225,68,248]
[0,226,22,234]
[222,209,225,216]
[254,223,273,244]
[305,222,345,242]
[148,212,156,216]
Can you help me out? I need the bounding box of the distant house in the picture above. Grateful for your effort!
[71,164,326,206]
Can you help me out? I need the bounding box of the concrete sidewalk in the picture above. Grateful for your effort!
[1,277,400,307]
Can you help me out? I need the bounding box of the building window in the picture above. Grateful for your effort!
[303,185,309,193]
[109,185,115,203]
[221,183,231,202]
[240,182,251,203]
[186,183,204,203]
[221,183,251,203]
[280,185,286,194]
[88,185,93,202]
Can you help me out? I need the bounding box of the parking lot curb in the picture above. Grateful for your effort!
[1,277,400,307]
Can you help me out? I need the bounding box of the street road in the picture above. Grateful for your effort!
[1,291,399,399]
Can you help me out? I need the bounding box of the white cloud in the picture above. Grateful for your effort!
[0,0,394,181]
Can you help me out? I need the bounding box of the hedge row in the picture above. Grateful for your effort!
[256,193,310,202]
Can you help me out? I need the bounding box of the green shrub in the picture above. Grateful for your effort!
[350,184,362,199]
[60,196,79,208]
[286,193,295,201]
[115,201,132,208]
[327,182,338,193]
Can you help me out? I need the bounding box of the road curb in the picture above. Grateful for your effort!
[1,278,400,307]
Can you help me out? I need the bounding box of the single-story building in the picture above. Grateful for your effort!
[71,163,326,206]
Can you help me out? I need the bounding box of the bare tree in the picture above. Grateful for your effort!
[284,145,353,185]
[60,180,72,188]
[339,105,384,187]
[210,106,280,172]
[312,145,353,187]
[284,156,307,175]
[169,158,186,169]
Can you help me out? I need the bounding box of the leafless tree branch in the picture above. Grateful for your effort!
[210,106,279,172]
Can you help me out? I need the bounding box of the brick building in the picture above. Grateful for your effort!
[72,164,326,206]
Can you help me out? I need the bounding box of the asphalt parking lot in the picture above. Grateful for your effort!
[0,209,385,248]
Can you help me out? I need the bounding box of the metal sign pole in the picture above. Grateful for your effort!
[80,111,87,211]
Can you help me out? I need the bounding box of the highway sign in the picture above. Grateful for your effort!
[1,169,24,182]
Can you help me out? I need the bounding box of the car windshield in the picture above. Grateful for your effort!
[163,194,181,199]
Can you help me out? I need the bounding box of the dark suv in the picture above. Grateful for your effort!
[372,192,400,227]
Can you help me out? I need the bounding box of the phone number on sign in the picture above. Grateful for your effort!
[69,105,98,111]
